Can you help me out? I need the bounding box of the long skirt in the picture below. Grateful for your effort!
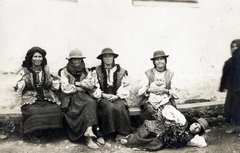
[126,120,164,151]
[224,90,240,125]
[138,102,158,126]
[126,120,190,151]
[63,92,98,141]
[21,101,63,134]
[98,98,132,135]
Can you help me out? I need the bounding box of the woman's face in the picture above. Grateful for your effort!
[71,58,83,66]
[32,52,43,66]
[154,57,166,68]
[189,122,202,134]
[102,54,114,65]
[231,42,239,54]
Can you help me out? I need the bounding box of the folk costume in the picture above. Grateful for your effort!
[59,50,98,142]
[138,68,179,125]
[13,47,62,135]
[90,48,132,136]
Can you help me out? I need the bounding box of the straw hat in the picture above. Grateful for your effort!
[66,48,86,59]
[194,118,209,131]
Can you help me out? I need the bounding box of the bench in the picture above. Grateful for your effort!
[129,101,224,116]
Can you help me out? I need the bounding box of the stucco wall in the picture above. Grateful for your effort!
[1,0,239,110]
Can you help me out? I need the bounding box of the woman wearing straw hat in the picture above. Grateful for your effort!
[89,47,132,142]
[58,49,99,149]
[137,50,179,126]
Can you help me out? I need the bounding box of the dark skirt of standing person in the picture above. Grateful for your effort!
[21,101,63,134]
[97,87,132,136]
[224,90,240,125]
[220,53,240,125]
[63,92,98,141]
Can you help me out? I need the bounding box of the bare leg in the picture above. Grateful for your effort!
[84,126,98,149]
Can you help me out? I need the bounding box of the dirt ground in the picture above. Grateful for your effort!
[0,122,240,153]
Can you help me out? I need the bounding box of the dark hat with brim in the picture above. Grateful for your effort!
[150,50,169,60]
[97,48,118,59]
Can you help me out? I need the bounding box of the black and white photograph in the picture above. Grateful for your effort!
[0,0,240,152]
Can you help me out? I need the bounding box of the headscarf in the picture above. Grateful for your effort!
[231,39,240,49]
[22,46,47,68]
[66,59,86,79]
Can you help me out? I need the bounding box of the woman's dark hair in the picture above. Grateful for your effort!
[101,59,115,67]
[153,57,167,70]
[22,46,47,69]
[189,119,205,135]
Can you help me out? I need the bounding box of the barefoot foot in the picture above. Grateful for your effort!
[27,133,40,143]
[97,137,105,145]
[86,137,99,149]
[225,127,236,134]
[120,138,128,145]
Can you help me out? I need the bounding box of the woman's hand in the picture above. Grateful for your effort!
[102,93,119,102]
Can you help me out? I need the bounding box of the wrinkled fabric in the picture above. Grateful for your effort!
[219,48,240,125]
[98,97,131,135]
[90,64,132,136]
[21,101,62,134]
[59,65,98,141]
[63,92,98,141]
[232,47,240,92]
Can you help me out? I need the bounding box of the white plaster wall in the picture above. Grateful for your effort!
[0,0,239,105]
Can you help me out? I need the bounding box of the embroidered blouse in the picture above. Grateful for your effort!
[13,66,60,106]
[88,65,130,100]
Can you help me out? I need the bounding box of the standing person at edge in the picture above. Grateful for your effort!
[13,46,63,143]
[219,39,240,134]
[137,50,179,126]
[89,48,132,142]
[59,49,100,149]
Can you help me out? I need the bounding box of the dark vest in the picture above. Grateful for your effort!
[95,65,126,93]
[145,68,174,90]
[20,66,59,105]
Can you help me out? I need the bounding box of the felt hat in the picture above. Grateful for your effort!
[150,50,169,60]
[194,118,209,131]
[66,48,86,59]
[97,48,118,59]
